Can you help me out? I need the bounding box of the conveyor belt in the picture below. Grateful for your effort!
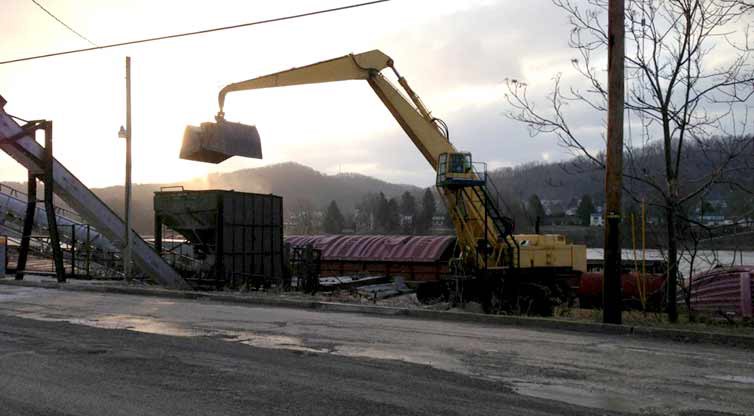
[0,96,190,289]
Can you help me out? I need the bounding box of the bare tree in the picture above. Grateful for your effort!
[289,198,318,235]
[505,0,754,321]
[726,0,754,11]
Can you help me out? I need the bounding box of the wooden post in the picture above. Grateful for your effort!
[603,0,625,324]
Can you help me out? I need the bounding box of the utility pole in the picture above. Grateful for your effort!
[121,56,133,281]
[603,0,624,324]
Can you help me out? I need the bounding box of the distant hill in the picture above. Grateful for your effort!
[204,162,421,212]
[489,137,753,208]
[489,160,603,207]
[89,162,421,235]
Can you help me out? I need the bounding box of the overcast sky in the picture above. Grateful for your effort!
[0,0,747,188]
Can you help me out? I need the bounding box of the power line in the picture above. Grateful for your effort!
[30,0,98,47]
[2,0,390,65]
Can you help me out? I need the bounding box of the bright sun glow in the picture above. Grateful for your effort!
[0,0,586,188]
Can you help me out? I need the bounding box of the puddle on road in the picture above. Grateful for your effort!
[333,345,466,374]
[16,308,467,375]
[70,315,199,337]
[0,293,21,302]
[232,333,327,354]
[0,287,37,302]
[14,312,199,337]
[706,375,754,384]
[14,310,327,354]
[510,382,641,413]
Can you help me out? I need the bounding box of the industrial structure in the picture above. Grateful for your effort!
[0,95,191,289]
[154,189,284,289]
[0,183,120,277]
[209,50,588,311]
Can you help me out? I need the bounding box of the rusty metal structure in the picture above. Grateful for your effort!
[154,189,284,289]
[285,235,455,282]
[578,272,666,310]
[688,266,754,319]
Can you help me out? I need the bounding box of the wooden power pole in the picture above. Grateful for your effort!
[603,0,624,324]
[124,56,133,281]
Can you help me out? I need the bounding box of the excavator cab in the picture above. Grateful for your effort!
[436,152,486,187]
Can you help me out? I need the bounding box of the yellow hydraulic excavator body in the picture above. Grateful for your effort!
[214,49,587,275]
[516,234,587,272]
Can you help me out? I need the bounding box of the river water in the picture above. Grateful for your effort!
[586,248,754,277]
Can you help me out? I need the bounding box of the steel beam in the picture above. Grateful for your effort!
[15,172,36,280]
[42,121,66,283]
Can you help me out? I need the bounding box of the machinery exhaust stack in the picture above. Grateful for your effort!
[180,118,262,164]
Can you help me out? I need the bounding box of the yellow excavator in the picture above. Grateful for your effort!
[209,50,586,311]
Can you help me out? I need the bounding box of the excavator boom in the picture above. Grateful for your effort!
[219,50,391,112]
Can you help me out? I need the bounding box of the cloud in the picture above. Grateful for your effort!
[381,1,573,94]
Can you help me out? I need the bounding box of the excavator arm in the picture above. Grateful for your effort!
[216,50,456,169]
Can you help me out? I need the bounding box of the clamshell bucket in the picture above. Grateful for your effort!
[180,120,262,164]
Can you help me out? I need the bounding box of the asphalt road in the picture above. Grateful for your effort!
[0,285,752,415]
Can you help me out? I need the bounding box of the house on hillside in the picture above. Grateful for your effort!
[285,210,323,235]
[693,202,731,226]
[564,198,579,217]
[541,199,565,216]
[699,214,728,226]
[430,215,453,234]
[708,199,729,211]
[590,207,604,227]
[400,214,414,227]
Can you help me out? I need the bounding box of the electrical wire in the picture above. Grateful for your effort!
[31,0,98,47]
[2,0,390,65]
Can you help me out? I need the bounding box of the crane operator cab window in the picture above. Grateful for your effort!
[450,153,471,174]
[437,152,485,187]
